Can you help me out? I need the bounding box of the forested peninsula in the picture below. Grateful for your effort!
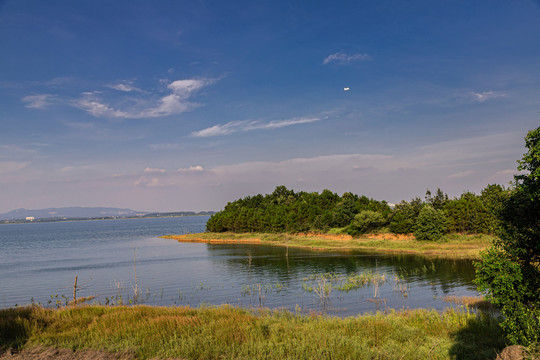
[164,184,508,259]
[205,184,506,240]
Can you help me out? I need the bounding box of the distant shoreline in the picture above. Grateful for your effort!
[0,212,214,225]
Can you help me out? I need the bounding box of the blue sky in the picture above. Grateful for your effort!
[1,0,539,213]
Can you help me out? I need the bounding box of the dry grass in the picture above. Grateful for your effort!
[0,305,505,360]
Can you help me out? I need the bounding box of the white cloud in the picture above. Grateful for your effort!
[132,165,205,188]
[191,117,321,137]
[74,93,130,118]
[191,120,252,137]
[144,167,166,173]
[74,78,215,119]
[177,165,204,172]
[106,81,143,93]
[59,165,97,173]
[22,94,55,109]
[323,52,371,65]
[471,90,507,102]
[134,177,161,187]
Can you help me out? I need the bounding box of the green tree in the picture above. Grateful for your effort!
[347,210,386,236]
[425,188,449,210]
[443,192,490,234]
[475,126,540,346]
[414,205,448,241]
[332,192,358,227]
[479,184,508,234]
[389,197,424,234]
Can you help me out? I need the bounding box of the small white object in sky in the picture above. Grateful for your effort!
[344,87,350,91]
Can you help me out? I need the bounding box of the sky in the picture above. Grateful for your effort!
[1,0,539,213]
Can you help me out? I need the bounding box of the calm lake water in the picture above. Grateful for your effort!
[0,216,479,315]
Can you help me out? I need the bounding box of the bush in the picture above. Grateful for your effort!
[414,206,448,241]
[475,247,540,345]
[347,210,386,236]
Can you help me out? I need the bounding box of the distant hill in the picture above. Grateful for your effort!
[0,207,147,221]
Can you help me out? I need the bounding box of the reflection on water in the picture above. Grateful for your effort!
[203,243,477,315]
[0,217,479,316]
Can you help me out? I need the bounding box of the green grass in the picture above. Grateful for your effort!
[163,232,495,260]
[1,305,506,360]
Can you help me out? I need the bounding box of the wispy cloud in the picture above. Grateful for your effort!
[148,143,186,151]
[178,165,204,172]
[144,167,166,173]
[5,132,522,212]
[471,90,507,102]
[447,170,475,179]
[22,94,55,109]
[153,133,518,196]
[323,51,372,65]
[73,78,215,119]
[191,116,320,138]
[134,165,205,187]
[0,161,29,174]
[106,80,143,93]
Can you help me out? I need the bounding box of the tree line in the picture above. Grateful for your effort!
[206,183,508,240]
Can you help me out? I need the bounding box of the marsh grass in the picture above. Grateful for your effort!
[441,296,495,311]
[164,232,494,259]
[301,270,406,310]
[0,305,506,360]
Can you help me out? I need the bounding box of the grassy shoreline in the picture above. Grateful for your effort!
[162,232,494,260]
[1,304,505,360]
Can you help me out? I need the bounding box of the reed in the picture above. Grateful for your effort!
[441,296,495,311]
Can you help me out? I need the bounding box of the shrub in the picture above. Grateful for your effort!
[475,247,540,345]
[413,206,448,241]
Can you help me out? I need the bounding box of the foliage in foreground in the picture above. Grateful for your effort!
[475,125,540,346]
[0,305,506,360]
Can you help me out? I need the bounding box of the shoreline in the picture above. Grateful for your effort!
[162,232,494,260]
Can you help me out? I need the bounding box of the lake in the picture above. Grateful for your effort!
[0,216,480,315]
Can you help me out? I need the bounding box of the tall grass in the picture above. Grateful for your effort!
[1,304,506,359]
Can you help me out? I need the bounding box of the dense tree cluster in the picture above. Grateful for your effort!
[207,183,509,239]
[389,185,507,237]
[206,186,390,233]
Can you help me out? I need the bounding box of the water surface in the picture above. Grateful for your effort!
[0,217,479,315]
